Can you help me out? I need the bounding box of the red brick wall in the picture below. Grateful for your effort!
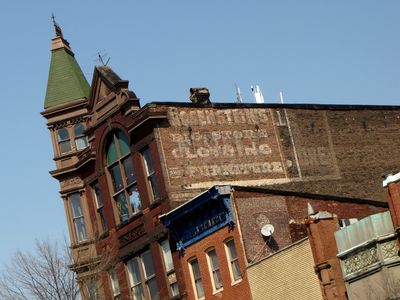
[83,109,176,300]
[179,226,251,300]
[153,104,400,203]
[233,190,387,262]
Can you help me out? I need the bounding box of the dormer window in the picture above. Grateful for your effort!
[106,131,141,223]
[74,123,88,150]
[57,127,71,154]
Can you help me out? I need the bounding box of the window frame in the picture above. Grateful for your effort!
[91,181,108,233]
[57,127,71,155]
[188,257,204,300]
[105,131,141,224]
[74,123,89,150]
[224,239,242,284]
[109,269,121,300]
[126,250,159,300]
[69,192,88,243]
[206,248,223,292]
[141,147,160,203]
[160,240,179,297]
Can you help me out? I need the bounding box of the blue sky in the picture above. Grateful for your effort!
[0,1,399,268]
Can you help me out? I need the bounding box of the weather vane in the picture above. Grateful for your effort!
[51,13,63,38]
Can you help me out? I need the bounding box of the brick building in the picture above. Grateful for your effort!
[160,185,387,300]
[298,173,400,300]
[42,25,400,299]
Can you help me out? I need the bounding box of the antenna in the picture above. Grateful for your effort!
[251,85,265,103]
[235,84,243,103]
[96,52,110,66]
[260,224,275,237]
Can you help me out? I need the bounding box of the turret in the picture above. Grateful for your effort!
[41,19,96,290]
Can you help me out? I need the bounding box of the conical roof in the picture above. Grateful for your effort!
[44,25,89,109]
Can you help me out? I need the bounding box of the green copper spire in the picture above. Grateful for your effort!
[44,19,89,109]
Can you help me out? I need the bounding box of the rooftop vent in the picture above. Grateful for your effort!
[189,88,211,105]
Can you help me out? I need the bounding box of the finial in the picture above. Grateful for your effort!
[307,202,315,216]
[51,13,63,38]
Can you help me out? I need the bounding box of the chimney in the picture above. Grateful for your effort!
[383,172,400,232]
[305,211,347,300]
[189,88,211,105]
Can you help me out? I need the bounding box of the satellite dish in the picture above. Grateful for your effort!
[261,224,275,237]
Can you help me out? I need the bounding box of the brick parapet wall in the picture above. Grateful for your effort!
[233,190,387,263]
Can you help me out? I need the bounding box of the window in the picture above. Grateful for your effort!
[109,269,121,300]
[57,127,71,154]
[189,258,204,299]
[106,131,141,223]
[126,250,159,300]
[142,147,160,202]
[70,193,87,242]
[74,123,88,150]
[207,249,222,291]
[160,240,179,297]
[225,239,241,282]
[92,181,107,232]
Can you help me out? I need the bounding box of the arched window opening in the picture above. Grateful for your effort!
[57,127,71,154]
[74,123,88,150]
[106,131,140,223]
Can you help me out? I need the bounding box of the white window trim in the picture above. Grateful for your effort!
[188,258,205,300]
[224,239,242,285]
[206,249,223,293]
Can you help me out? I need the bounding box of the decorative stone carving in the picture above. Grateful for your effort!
[380,239,399,260]
[60,176,82,189]
[343,247,379,275]
[119,225,145,247]
[54,116,90,129]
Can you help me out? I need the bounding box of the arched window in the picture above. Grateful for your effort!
[57,127,71,154]
[74,123,88,150]
[106,131,140,222]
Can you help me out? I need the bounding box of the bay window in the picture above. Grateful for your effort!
[57,127,71,154]
[74,123,88,150]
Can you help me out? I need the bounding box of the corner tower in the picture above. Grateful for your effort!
[41,20,97,295]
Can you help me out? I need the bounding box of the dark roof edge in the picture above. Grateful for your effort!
[231,185,388,207]
[146,101,400,111]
